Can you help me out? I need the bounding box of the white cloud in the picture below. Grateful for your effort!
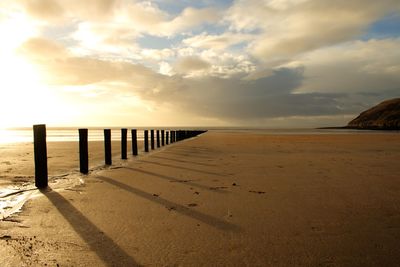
[141,48,175,61]
[159,7,219,36]
[159,61,174,76]
[183,32,254,50]
[225,0,400,61]
[295,38,400,94]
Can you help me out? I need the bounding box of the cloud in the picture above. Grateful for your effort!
[141,48,175,61]
[183,32,253,50]
[21,37,398,125]
[19,0,116,21]
[295,38,400,94]
[225,0,400,61]
[18,37,67,59]
[159,7,219,36]
[4,1,400,127]
[18,37,162,88]
[20,0,64,21]
[173,56,211,74]
[19,37,345,123]
[175,67,341,118]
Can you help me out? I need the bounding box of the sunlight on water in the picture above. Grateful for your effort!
[0,129,32,143]
[0,128,146,144]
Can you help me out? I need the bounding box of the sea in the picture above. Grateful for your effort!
[0,127,148,144]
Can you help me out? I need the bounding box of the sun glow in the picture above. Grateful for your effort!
[0,12,74,128]
[0,54,74,128]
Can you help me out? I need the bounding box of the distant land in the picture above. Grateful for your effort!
[320,98,400,130]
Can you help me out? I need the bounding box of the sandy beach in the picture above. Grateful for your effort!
[1,130,400,266]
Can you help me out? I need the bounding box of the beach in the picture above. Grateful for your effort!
[1,130,400,266]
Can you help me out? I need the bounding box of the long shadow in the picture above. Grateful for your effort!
[138,160,225,177]
[43,189,141,267]
[164,151,212,159]
[96,176,240,233]
[151,155,216,167]
[121,167,228,194]
[171,147,212,153]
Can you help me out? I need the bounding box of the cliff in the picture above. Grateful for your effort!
[347,98,400,130]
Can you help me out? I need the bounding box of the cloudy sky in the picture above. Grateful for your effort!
[0,0,399,128]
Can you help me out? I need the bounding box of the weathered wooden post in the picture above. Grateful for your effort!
[144,130,149,152]
[104,129,112,165]
[131,129,138,156]
[156,130,160,148]
[151,130,155,150]
[161,130,165,146]
[166,131,169,145]
[79,128,89,174]
[33,124,48,188]
[121,128,127,160]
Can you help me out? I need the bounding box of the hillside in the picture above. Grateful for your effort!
[347,98,400,130]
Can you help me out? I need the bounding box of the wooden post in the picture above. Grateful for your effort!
[161,130,165,146]
[104,129,112,165]
[33,124,48,188]
[131,129,138,156]
[151,130,155,150]
[144,130,149,152]
[79,128,89,174]
[166,131,169,145]
[121,128,127,160]
[156,130,160,148]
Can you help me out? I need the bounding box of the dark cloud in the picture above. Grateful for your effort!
[165,67,348,120]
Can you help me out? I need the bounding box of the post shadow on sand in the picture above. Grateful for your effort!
[95,176,240,233]
[151,155,216,167]
[121,166,228,193]
[162,151,213,160]
[42,188,141,267]
[137,160,225,177]
[170,146,212,153]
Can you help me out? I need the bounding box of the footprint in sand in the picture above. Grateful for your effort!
[248,190,266,194]
[209,186,228,190]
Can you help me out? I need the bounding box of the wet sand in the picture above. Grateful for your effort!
[1,131,400,266]
[0,140,139,187]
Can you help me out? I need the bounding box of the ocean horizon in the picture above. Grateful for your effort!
[1,127,393,144]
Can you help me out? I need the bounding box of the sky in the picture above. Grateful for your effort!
[0,0,399,128]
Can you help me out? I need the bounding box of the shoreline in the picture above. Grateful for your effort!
[317,126,400,131]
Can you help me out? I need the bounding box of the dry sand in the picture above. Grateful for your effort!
[1,131,400,266]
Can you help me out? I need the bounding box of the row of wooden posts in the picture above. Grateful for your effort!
[33,124,206,189]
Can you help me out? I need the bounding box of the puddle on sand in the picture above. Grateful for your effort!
[0,173,85,220]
